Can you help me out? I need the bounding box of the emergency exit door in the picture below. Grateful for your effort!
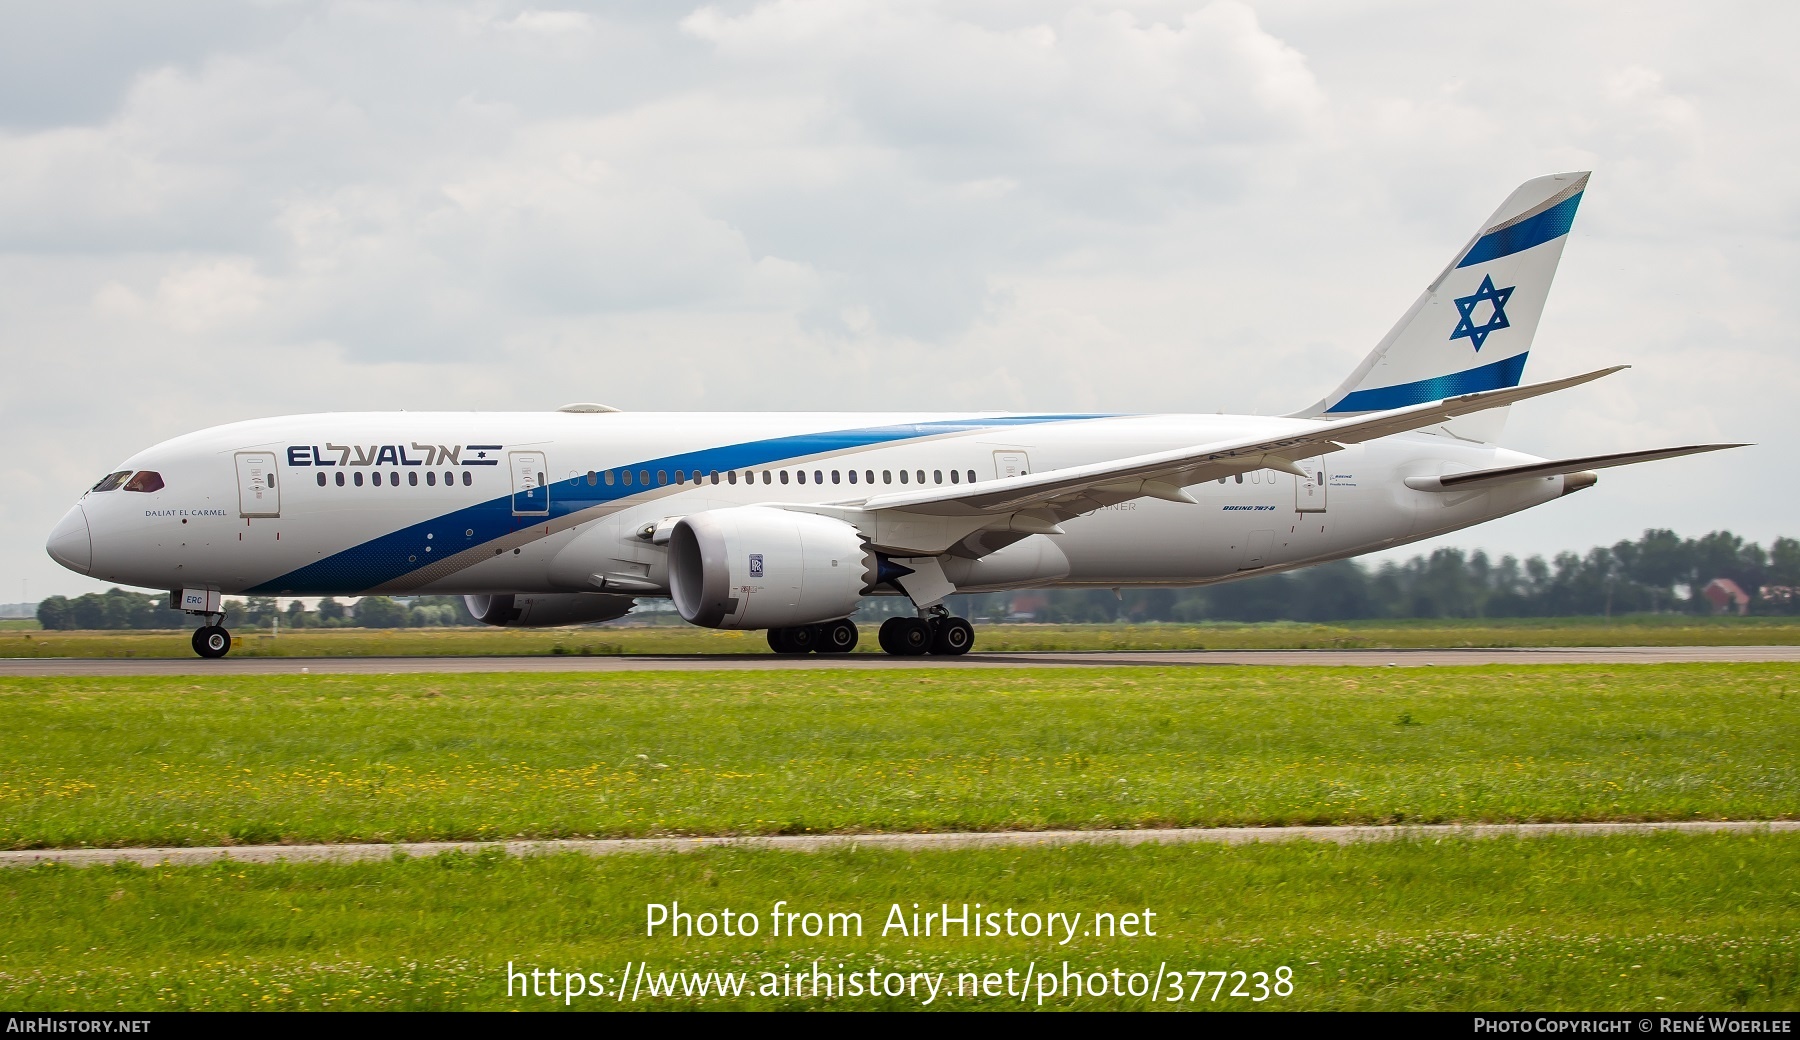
[993,451,1031,479]
[235,452,280,518]
[1294,457,1328,513]
[510,451,549,515]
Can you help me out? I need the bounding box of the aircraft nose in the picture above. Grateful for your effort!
[46,505,91,575]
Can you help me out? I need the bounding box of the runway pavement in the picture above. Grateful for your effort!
[1,645,1797,675]
[5,820,1793,869]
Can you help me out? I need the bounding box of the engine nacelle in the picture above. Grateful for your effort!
[463,592,636,628]
[669,506,876,629]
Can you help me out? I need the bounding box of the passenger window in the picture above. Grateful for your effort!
[316,473,326,487]
[967,470,976,483]
[427,471,437,487]
[90,471,132,493]
[916,470,925,484]
[444,471,454,486]
[950,469,959,484]
[847,470,856,484]
[780,471,790,485]
[587,471,597,486]
[1235,473,1243,484]
[267,471,276,488]
[884,470,893,484]
[657,470,668,486]
[392,471,400,485]
[675,470,685,485]
[336,472,346,487]
[462,472,472,486]
[408,472,418,486]
[604,470,615,486]
[814,470,823,484]
[727,471,737,485]
[622,470,633,486]
[933,470,942,484]
[868,470,876,485]
[355,472,365,487]
[639,470,650,486]
[795,470,805,484]
[762,471,771,485]
[372,471,382,487]
[124,471,164,493]
[710,470,720,484]
[899,470,908,484]
[832,470,841,484]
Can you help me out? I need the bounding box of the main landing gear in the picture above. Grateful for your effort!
[191,622,232,659]
[765,610,977,657]
[767,618,860,655]
[877,611,974,657]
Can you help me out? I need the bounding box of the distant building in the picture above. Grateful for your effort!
[1701,577,1750,615]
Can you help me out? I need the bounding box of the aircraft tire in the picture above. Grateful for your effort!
[879,617,932,656]
[767,626,816,655]
[817,619,859,654]
[930,617,975,656]
[192,626,232,659]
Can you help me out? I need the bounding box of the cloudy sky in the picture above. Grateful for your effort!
[5,0,1794,600]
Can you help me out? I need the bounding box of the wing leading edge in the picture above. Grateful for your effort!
[845,366,1627,519]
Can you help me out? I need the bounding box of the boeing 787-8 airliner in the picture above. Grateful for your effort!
[46,172,1741,657]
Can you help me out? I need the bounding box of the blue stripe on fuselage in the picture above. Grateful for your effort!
[1324,352,1529,414]
[247,414,1111,594]
[1456,191,1582,268]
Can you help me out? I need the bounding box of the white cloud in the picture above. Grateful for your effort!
[3,0,1796,598]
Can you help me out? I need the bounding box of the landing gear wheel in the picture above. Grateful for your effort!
[767,626,817,655]
[878,616,932,656]
[931,617,975,656]
[817,619,859,654]
[192,625,231,659]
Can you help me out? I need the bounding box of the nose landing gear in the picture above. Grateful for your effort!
[191,624,232,659]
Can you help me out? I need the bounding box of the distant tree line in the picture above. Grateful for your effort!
[32,529,1800,630]
[35,592,478,631]
[943,529,1800,623]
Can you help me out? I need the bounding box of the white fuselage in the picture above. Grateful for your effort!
[54,410,1574,601]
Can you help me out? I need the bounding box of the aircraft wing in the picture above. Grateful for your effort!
[1403,443,1747,492]
[847,366,1628,519]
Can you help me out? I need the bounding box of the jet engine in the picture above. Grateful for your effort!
[463,592,636,627]
[668,506,877,629]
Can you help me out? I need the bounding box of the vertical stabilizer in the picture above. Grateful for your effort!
[1291,172,1588,440]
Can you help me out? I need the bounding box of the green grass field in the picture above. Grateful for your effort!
[1,835,1794,1010]
[5,615,1800,658]
[2,665,1794,849]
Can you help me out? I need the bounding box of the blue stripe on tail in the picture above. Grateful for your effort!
[1456,192,1582,268]
[1324,352,1529,414]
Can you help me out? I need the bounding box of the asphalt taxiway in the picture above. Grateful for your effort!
[1,645,1796,676]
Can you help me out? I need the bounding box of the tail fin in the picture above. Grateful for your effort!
[1291,172,1588,436]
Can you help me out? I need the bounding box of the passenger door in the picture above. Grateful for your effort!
[1294,457,1328,513]
[510,451,549,515]
[234,452,280,518]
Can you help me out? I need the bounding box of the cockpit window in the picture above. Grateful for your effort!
[90,471,131,493]
[123,471,164,493]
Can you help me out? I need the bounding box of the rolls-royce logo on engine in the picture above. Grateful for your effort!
[748,554,764,577]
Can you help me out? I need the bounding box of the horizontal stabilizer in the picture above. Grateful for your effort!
[1402,443,1748,492]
